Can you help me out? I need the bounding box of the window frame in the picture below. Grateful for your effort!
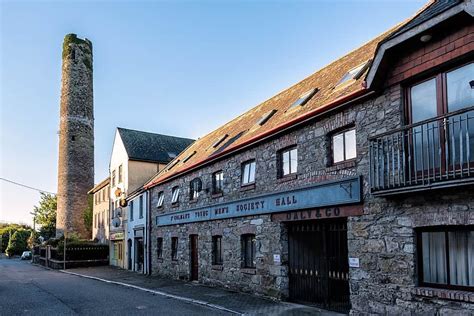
[278,146,298,178]
[111,170,116,187]
[212,170,224,194]
[139,195,143,219]
[212,235,223,265]
[241,234,256,269]
[171,186,180,204]
[189,178,201,201]
[156,191,164,208]
[118,164,123,183]
[171,237,178,261]
[331,127,357,164]
[129,200,134,221]
[241,160,256,186]
[416,225,474,292]
[405,61,474,125]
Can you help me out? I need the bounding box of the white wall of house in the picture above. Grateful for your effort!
[126,191,148,274]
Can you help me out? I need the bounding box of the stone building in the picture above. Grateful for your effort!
[145,1,474,314]
[56,34,94,238]
[88,177,110,243]
[109,127,194,269]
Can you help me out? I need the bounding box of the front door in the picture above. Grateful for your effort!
[189,235,199,281]
[127,239,132,270]
[288,218,350,313]
[135,237,144,273]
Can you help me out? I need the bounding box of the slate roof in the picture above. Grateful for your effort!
[117,127,195,163]
[145,0,461,188]
[386,0,461,40]
[88,177,110,194]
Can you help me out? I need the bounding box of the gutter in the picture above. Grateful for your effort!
[145,87,373,190]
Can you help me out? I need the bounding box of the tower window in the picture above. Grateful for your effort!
[71,136,76,141]
[71,48,75,60]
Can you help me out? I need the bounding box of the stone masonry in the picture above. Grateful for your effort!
[56,34,94,238]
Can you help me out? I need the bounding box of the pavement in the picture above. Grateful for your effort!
[62,265,339,315]
[0,257,340,315]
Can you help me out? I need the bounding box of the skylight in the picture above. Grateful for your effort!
[289,88,318,109]
[257,109,277,126]
[167,152,177,159]
[182,151,196,163]
[212,134,228,148]
[336,61,369,87]
[166,159,180,171]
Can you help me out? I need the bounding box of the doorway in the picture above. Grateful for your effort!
[189,235,199,281]
[288,218,350,313]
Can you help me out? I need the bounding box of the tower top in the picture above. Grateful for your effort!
[62,33,92,58]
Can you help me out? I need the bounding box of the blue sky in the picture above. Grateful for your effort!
[0,0,425,225]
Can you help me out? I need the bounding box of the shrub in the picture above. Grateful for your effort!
[6,229,31,256]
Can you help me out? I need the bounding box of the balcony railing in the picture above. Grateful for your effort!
[369,106,474,195]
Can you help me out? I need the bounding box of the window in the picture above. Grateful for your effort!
[139,195,143,219]
[102,189,105,202]
[212,236,223,265]
[212,134,228,148]
[156,191,164,208]
[289,88,318,109]
[129,200,134,221]
[157,237,163,259]
[171,237,178,260]
[95,193,98,205]
[417,226,473,290]
[118,164,123,183]
[332,128,356,164]
[257,109,277,126]
[241,234,256,269]
[171,186,180,204]
[279,146,298,177]
[241,160,256,185]
[336,62,369,87]
[182,151,196,163]
[94,214,97,228]
[167,159,180,171]
[189,178,202,200]
[111,170,116,187]
[212,171,224,194]
[407,62,474,168]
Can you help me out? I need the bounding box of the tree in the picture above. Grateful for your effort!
[83,195,93,239]
[6,229,31,256]
[0,224,31,253]
[34,193,57,240]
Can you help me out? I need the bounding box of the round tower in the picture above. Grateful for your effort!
[56,34,94,238]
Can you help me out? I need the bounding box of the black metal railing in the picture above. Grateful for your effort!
[370,106,474,195]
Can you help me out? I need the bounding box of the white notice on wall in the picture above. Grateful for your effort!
[349,257,360,268]
[273,254,281,264]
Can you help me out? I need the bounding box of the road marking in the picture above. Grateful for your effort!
[59,270,243,315]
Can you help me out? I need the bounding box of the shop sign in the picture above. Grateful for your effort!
[156,176,361,226]
[110,232,124,240]
[271,204,363,222]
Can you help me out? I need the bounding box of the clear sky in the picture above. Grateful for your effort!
[0,0,426,226]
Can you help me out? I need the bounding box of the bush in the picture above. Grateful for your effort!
[6,229,31,256]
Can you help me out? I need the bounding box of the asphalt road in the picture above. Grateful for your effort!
[0,258,230,316]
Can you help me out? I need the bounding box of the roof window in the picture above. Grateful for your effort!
[289,88,318,110]
[335,61,370,87]
[257,109,277,126]
[212,134,228,148]
[182,151,196,163]
[166,159,180,171]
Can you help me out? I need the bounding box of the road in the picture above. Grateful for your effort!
[0,258,230,316]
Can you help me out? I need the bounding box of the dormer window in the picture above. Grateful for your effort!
[335,61,370,88]
[257,110,277,126]
[289,88,318,110]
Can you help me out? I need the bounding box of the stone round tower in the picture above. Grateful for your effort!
[56,34,94,238]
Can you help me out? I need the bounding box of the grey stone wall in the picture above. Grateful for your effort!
[149,82,473,313]
[56,34,94,238]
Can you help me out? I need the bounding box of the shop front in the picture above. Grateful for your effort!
[110,232,125,268]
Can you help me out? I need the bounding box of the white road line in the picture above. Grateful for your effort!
[59,270,243,315]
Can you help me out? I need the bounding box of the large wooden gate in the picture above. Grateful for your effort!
[288,218,350,313]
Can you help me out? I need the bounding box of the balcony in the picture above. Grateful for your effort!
[369,106,474,196]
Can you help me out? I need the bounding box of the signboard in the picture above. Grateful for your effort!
[110,232,124,240]
[273,254,281,264]
[156,176,361,226]
[349,257,360,268]
[271,204,363,222]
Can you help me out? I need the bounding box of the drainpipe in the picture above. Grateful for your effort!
[146,189,152,275]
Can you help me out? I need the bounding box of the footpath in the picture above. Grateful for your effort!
[62,265,340,315]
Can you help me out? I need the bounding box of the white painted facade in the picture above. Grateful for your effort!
[126,190,148,274]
